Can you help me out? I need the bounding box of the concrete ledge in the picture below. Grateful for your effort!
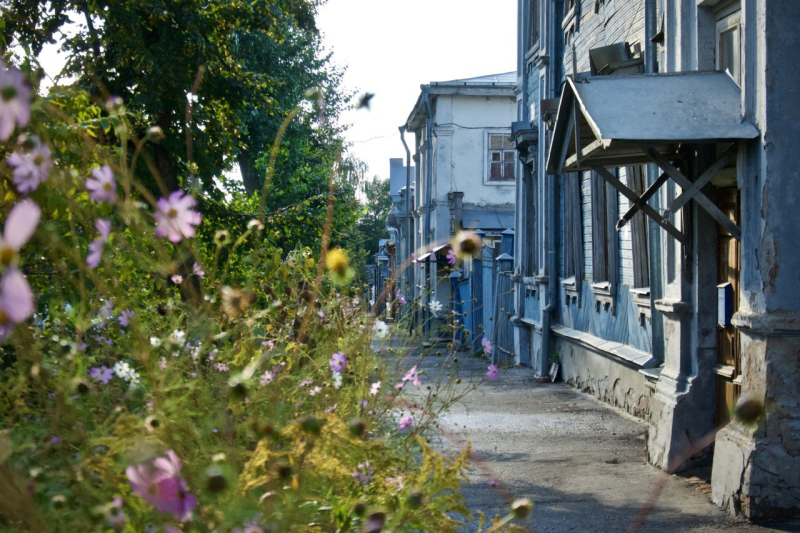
[519,316,543,332]
[552,324,657,369]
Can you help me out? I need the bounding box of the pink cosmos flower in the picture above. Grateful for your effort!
[0,267,35,337]
[89,365,115,384]
[171,275,184,285]
[398,416,414,431]
[309,386,322,396]
[370,381,381,396]
[154,190,202,243]
[214,363,229,373]
[7,136,51,194]
[325,403,337,413]
[85,165,117,203]
[118,309,134,327]
[329,351,347,373]
[396,290,407,305]
[446,248,457,265]
[486,364,499,380]
[192,262,205,279]
[0,60,31,141]
[87,219,112,269]
[351,461,373,487]
[482,337,493,355]
[126,450,196,522]
[401,365,422,387]
[260,370,274,386]
[0,199,40,267]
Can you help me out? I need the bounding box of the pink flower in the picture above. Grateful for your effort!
[370,381,381,396]
[154,191,202,243]
[192,262,205,279]
[171,275,184,285]
[89,365,115,384]
[401,365,422,387]
[446,248,457,265]
[118,309,134,327]
[488,479,499,487]
[486,364,499,380]
[158,357,167,370]
[260,370,274,386]
[6,136,51,194]
[329,351,347,373]
[126,450,196,522]
[85,165,117,203]
[0,267,35,337]
[398,416,414,431]
[309,386,322,396]
[0,199,40,267]
[396,290,407,305]
[214,362,229,372]
[0,60,31,141]
[482,337,493,355]
[87,219,111,269]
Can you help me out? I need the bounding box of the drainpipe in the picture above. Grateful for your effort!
[644,0,658,74]
[422,87,434,338]
[399,126,413,303]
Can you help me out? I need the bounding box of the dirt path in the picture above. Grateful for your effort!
[396,346,800,532]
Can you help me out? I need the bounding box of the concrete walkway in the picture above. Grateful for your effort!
[400,348,800,532]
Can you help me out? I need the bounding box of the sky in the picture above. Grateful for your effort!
[317,0,517,182]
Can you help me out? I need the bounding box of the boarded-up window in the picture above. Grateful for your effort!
[488,134,516,182]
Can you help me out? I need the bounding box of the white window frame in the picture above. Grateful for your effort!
[484,130,517,186]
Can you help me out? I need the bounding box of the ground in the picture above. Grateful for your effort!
[393,341,800,532]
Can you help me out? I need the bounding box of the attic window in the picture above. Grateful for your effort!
[487,133,516,183]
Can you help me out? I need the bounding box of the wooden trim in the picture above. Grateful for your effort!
[664,143,738,216]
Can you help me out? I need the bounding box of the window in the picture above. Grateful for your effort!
[487,133,516,183]
[716,9,741,84]
[590,171,618,285]
[562,173,584,292]
[529,0,540,50]
[625,166,650,289]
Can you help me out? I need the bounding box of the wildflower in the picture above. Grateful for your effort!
[446,248,457,265]
[87,219,112,269]
[309,386,322,396]
[214,229,231,246]
[488,479,499,487]
[0,267,35,337]
[247,218,264,231]
[325,403,337,413]
[167,329,185,348]
[486,364,499,380]
[126,450,197,522]
[214,363,229,373]
[118,309,134,327]
[482,337,493,355]
[106,96,124,110]
[85,165,117,203]
[385,476,404,489]
[396,290,407,305]
[332,372,343,389]
[113,361,132,380]
[372,320,389,339]
[0,60,31,141]
[0,199,40,267]
[89,366,115,385]
[192,262,205,279]
[402,365,422,387]
[398,416,414,431]
[351,461,373,487]
[329,351,347,373]
[263,340,275,350]
[429,300,443,315]
[150,337,162,348]
[7,135,51,194]
[325,247,353,284]
[154,190,202,243]
[300,379,313,387]
[158,357,167,370]
[260,370,274,386]
[452,230,484,259]
[221,286,256,319]
[171,274,184,285]
[370,381,381,395]
[144,415,160,433]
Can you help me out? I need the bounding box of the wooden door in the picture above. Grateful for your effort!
[715,187,741,426]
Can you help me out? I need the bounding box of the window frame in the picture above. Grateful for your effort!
[716,8,742,85]
[484,130,517,186]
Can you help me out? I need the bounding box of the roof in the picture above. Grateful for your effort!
[546,71,760,174]
[461,209,515,231]
[432,72,517,86]
[405,72,517,130]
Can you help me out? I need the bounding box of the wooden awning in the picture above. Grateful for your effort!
[546,71,759,243]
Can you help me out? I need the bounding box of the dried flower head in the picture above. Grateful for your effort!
[221,286,256,319]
